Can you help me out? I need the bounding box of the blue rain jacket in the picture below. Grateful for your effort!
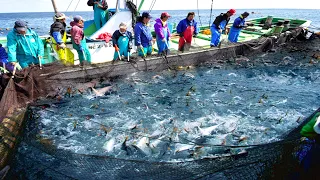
[176,18,199,35]
[228,16,246,42]
[134,22,153,47]
[7,28,44,68]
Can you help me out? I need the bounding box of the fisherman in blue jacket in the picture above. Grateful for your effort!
[228,12,250,43]
[112,22,133,60]
[0,43,14,72]
[134,12,153,57]
[210,9,236,47]
[176,12,199,51]
[6,21,44,69]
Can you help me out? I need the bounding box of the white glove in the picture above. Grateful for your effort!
[0,67,9,73]
[218,29,222,34]
[11,62,22,70]
[58,43,66,49]
[161,38,166,42]
[138,45,143,49]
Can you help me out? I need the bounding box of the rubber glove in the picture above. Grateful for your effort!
[58,43,66,49]
[0,67,9,73]
[79,45,83,51]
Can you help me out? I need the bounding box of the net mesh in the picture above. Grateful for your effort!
[7,108,317,180]
[1,28,319,179]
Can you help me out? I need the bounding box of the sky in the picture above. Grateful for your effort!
[0,0,318,13]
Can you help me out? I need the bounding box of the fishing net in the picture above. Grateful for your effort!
[5,107,318,180]
[1,28,319,179]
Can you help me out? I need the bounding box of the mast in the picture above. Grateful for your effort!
[51,0,58,14]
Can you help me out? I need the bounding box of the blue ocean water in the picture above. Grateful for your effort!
[0,9,319,37]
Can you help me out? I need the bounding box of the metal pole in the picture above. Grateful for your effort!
[51,0,58,13]
[116,0,120,12]
[138,0,145,13]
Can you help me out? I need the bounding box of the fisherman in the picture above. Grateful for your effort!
[297,112,320,176]
[210,9,236,47]
[6,20,44,69]
[228,12,250,43]
[87,0,108,30]
[70,16,91,67]
[112,22,133,61]
[0,44,14,72]
[176,12,199,52]
[50,12,68,60]
[154,12,171,55]
[134,12,153,57]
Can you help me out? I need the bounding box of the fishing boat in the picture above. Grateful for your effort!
[0,0,312,72]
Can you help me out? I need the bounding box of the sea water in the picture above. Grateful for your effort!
[28,61,320,161]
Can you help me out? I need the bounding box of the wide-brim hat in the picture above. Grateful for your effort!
[55,12,66,20]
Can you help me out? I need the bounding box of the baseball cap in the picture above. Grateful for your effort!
[142,12,152,19]
[161,12,171,18]
[228,9,236,15]
[73,15,84,23]
[14,20,27,31]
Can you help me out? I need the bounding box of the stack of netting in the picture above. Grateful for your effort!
[6,108,319,180]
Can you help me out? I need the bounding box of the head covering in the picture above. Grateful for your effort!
[314,115,320,134]
[73,15,83,23]
[14,20,27,31]
[242,12,250,17]
[161,12,171,18]
[228,9,236,15]
[55,12,66,20]
[142,12,152,19]
[119,22,127,29]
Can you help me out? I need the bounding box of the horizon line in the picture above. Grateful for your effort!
[0,8,319,13]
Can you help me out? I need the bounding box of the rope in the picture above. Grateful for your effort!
[65,0,74,12]
[74,0,81,12]
[148,0,156,13]
[196,0,203,27]
[208,0,214,28]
